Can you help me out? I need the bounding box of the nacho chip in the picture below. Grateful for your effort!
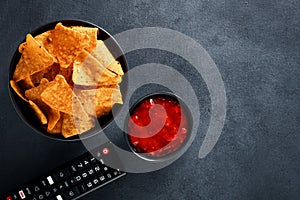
[59,64,73,83]
[51,23,90,68]
[13,34,55,82]
[28,100,47,125]
[41,75,88,119]
[18,76,35,90]
[71,26,98,52]
[47,113,63,134]
[72,50,121,86]
[61,113,95,138]
[10,80,28,102]
[91,40,124,75]
[34,30,55,57]
[75,86,123,117]
[47,109,60,131]
[25,78,50,109]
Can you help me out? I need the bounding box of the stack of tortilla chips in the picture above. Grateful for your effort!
[10,23,124,138]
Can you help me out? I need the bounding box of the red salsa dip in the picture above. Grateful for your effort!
[127,94,190,158]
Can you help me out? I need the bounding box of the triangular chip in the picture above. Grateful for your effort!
[51,23,89,68]
[13,34,55,82]
[40,75,88,119]
[25,78,50,109]
[34,30,56,58]
[28,100,47,125]
[61,113,95,138]
[10,80,28,102]
[47,113,63,134]
[72,50,121,86]
[91,40,124,75]
[17,76,35,90]
[47,109,60,131]
[75,86,123,117]
[71,26,98,52]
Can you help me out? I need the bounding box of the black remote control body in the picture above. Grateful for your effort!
[2,142,126,200]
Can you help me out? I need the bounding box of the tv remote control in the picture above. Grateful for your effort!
[2,142,126,200]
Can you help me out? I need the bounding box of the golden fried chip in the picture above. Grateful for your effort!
[47,113,63,134]
[71,26,98,52]
[61,113,95,138]
[47,109,60,131]
[59,64,73,83]
[25,78,50,108]
[91,40,124,75]
[41,75,88,119]
[10,80,28,102]
[13,34,55,82]
[34,30,55,58]
[75,86,123,117]
[72,50,121,87]
[18,76,35,90]
[28,100,47,125]
[51,23,89,68]
[30,71,45,86]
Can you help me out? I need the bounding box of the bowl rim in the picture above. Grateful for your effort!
[8,19,128,141]
[124,92,193,162]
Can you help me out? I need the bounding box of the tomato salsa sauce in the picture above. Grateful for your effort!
[127,95,190,158]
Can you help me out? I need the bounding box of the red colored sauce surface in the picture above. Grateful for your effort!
[128,96,189,158]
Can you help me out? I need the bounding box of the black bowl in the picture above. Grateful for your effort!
[124,92,193,162]
[8,20,128,141]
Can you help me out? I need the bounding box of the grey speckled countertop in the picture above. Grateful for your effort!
[0,0,299,199]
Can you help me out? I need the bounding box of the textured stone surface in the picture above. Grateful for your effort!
[0,0,299,199]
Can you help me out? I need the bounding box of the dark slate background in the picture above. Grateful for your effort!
[0,0,299,199]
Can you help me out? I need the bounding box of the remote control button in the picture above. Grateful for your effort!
[53,169,70,181]
[25,187,32,196]
[52,187,58,193]
[75,175,82,182]
[37,194,44,200]
[102,147,109,155]
[107,173,112,179]
[18,190,25,199]
[75,162,84,171]
[70,165,77,173]
[44,190,51,198]
[82,172,88,179]
[58,183,65,191]
[78,184,87,193]
[62,187,80,200]
[47,176,55,185]
[12,194,19,200]
[87,168,95,176]
[82,159,90,166]
[41,180,48,188]
[89,155,97,164]
[85,181,93,189]
[34,186,40,193]
[6,196,12,200]
[92,177,100,186]
[94,165,101,173]
[99,175,106,182]
[55,195,63,200]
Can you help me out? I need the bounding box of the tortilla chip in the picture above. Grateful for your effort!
[91,40,124,75]
[61,113,95,138]
[47,113,63,134]
[13,34,55,82]
[51,23,89,68]
[72,50,121,86]
[59,64,73,83]
[25,78,50,109]
[75,86,123,117]
[34,30,55,58]
[10,80,28,102]
[71,26,98,52]
[40,75,88,119]
[18,76,35,90]
[47,109,60,131]
[28,100,47,125]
